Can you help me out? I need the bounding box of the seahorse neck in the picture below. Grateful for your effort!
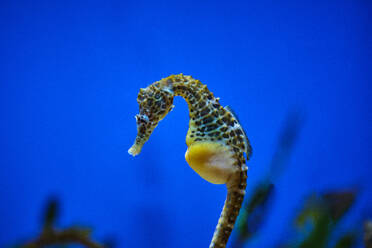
[170,76,213,118]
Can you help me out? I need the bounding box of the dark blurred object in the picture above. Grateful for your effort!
[323,191,356,221]
[235,182,274,245]
[296,190,356,225]
[268,111,303,182]
[102,237,117,248]
[43,197,59,230]
[21,196,104,248]
[291,190,357,248]
[232,110,362,248]
[232,111,303,247]
[333,232,357,248]
[365,220,372,248]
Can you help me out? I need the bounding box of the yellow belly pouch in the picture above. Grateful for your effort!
[185,142,235,184]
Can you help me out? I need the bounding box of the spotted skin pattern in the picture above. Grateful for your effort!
[129,74,252,248]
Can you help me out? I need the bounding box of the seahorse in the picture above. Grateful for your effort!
[128,74,252,248]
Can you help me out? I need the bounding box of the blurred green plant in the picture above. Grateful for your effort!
[11,197,104,248]
[232,111,366,248]
[284,190,357,248]
[233,111,302,248]
[365,221,372,248]
[10,110,369,248]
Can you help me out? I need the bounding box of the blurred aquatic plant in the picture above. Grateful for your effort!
[286,190,357,248]
[234,181,275,246]
[365,221,372,248]
[232,111,303,247]
[13,197,104,248]
[231,110,365,248]
[8,107,368,248]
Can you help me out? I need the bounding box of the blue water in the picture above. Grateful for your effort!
[0,0,370,247]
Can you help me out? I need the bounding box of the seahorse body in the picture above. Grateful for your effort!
[129,74,252,248]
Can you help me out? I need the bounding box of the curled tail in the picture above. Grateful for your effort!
[210,171,247,248]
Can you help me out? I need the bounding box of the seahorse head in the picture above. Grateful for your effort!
[128,82,174,156]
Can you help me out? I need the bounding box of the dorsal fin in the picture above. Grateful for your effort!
[224,106,252,159]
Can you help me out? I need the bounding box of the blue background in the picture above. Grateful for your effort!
[0,0,371,247]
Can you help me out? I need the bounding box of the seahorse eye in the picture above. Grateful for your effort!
[135,114,149,124]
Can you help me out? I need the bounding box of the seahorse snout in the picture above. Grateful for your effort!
[128,143,142,156]
[128,113,157,156]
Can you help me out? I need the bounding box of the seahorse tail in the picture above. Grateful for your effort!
[209,170,247,248]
